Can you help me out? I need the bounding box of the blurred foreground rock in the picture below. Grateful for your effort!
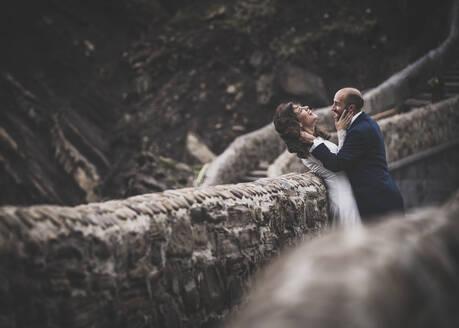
[227,190,459,328]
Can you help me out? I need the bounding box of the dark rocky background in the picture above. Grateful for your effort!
[0,0,453,206]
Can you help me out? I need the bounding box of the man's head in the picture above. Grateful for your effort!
[332,88,364,119]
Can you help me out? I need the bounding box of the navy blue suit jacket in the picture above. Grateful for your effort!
[311,112,403,220]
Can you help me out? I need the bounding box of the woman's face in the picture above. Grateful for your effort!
[293,104,317,128]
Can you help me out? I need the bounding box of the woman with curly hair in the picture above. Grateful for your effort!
[273,102,361,227]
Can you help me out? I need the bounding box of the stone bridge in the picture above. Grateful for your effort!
[1,95,458,328]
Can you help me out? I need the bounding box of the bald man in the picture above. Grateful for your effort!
[308,88,404,221]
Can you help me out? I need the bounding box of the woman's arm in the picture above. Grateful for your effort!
[337,130,346,150]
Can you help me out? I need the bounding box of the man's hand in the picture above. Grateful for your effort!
[300,130,315,143]
[335,109,353,131]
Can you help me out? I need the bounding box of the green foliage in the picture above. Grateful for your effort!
[269,6,379,59]
[170,9,201,26]
[220,0,277,34]
[321,18,378,36]
[158,156,180,169]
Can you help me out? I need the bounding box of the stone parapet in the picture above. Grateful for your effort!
[380,96,459,163]
[0,173,328,328]
[391,145,459,209]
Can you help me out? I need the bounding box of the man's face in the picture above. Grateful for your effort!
[331,92,348,120]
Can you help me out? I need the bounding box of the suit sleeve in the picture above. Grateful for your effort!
[311,129,367,172]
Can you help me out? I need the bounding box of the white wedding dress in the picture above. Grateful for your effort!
[301,132,361,228]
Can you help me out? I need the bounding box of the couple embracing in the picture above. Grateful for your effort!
[274,88,404,226]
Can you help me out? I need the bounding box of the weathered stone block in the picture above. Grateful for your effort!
[192,223,209,249]
[167,220,193,257]
[227,204,253,227]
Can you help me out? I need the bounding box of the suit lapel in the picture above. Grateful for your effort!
[347,111,367,131]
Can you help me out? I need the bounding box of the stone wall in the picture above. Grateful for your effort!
[382,96,459,209]
[391,143,459,209]
[0,173,328,328]
[380,96,459,163]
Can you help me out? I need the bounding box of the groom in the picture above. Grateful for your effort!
[307,88,403,221]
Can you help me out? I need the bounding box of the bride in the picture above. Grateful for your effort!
[273,102,361,228]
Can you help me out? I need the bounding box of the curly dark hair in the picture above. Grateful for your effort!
[273,102,329,159]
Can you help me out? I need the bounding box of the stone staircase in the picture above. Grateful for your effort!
[404,62,459,109]
[239,160,270,182]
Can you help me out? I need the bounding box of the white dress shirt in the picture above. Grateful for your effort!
[349,110,363,126]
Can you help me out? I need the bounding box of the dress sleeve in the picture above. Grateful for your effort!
[337,130,346,150]
[301,158,312,170]
[309,136,324,153]
[303,152,337,180]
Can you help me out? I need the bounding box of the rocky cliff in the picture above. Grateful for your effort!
[0,0,452,206]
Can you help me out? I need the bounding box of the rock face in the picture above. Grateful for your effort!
[278,64,329,106]
[256,74,275,105]
[0,73,113,205]
[0,173,329,328]
[0,0,454,206]
[1,3,458,326]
